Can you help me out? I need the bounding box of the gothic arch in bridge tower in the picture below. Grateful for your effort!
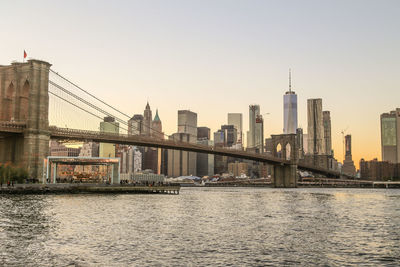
[19,80,30,121]
[270,134,297,162]
[3,82,15,121]
[276,143,282,158]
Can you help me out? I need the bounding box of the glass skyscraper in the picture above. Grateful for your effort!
[283,70,298,134]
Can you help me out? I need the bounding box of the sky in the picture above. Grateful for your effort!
[1,0,399,167]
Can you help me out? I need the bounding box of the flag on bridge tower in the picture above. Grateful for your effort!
[23,50,27,62]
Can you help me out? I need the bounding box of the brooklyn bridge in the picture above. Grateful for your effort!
[0,59,342,187]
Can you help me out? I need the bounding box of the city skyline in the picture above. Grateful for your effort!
[1,0,399,167]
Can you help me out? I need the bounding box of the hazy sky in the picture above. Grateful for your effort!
[1,0,399,167]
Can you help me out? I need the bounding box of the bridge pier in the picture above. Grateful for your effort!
[0,60,51,180]
[273,164,297,188]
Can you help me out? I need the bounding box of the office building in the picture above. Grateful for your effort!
[197,127,211,140]
[342,135,356,176]
[381,108,400,163]
[228,113,243,144]
[307,99,324,155]
[167,110,198,177]
[143,102,152,136]
[128,114,143,136]
[220,125,237,148]
[283,70,298,134]
[247,104,264,153]
[323,111,332,155]
[99,116,119,158]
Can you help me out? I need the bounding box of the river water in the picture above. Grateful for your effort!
[0,188,399,266]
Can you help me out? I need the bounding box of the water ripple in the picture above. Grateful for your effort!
[0,188,399,266]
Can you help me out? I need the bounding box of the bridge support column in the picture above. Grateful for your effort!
[0,60,51,181]
[273,164,297,188]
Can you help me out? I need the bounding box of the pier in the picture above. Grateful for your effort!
[0,184,180,195]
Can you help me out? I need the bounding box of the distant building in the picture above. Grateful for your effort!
[283,69,298,134]
[99,116,119,158]
[151,109,163,139]
[168,110,198,177]
[79,142,99,157]
[323,111,332,155]
[381,108,400,163]
[197,139,214,177]
[178,110,197,138]
[197,127,210,140]
[220,125,237,148]
[247,104,263,153]
[49,140,81,157]
[307,99,324,155]
[360,158,400,181]
[168,133,196,177]
[128,114,144,136]
[143,102,152,136]
[228,161,248,177]
[342,135,356,176]
[228,113,243,144]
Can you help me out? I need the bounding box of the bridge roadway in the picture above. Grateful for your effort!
[0,122,340,177]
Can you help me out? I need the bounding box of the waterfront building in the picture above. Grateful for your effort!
[228,161,248,177]
[307,99,324,155]
[247,104,264,153]
[99,116,119,158]
[228,113,243,144]
[283,70,298,134]
[381,108,400,163]
[323,111,332,155]
[360,158,400,180]
[342,134,356,176]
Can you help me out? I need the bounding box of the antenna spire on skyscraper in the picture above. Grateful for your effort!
[289,68,292,92]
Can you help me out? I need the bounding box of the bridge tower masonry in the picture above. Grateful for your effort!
[0,60,51,179]
[270,134,298,187]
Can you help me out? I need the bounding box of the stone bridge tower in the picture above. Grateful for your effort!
[270,133,298,187]
[0,60,51,179]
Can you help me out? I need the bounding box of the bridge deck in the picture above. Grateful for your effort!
[0,122,341,177]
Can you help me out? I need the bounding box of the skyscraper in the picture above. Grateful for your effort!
[283,69,298,134]
[247,104,263,153]
[128,114,144,135]
[342,134,356,175]
[307,99,325,155]
[143,102,152,136]
[99,116,119,157]
[228,113,243,144]
[381,108,400,163]
[323,111,332,155]
[151,109,163,139]
[168,110,198,177]
[196,127,214,177]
